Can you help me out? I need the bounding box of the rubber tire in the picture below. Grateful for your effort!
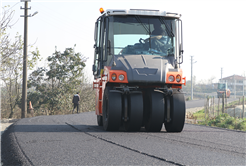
[124,93,143,132]
[164,92,186,132]
[97,115,103,126]
[102,87,122,131]
[144,90,164,132]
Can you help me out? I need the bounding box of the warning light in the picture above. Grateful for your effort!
[111,73,117,81]
[99,8,104,14]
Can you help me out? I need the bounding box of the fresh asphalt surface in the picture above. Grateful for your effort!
[1,99,245,165]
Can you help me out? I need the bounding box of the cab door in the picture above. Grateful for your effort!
[93,18,102,78]
[93,17,106,115]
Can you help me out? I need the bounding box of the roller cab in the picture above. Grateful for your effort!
[217,82,231,98]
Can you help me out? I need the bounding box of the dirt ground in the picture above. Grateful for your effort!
[185,107,204,124]
[186,107,204,114]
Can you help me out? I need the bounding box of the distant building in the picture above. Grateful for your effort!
[219,74,246,96]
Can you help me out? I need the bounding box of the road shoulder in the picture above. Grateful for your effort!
[1,119,18,135]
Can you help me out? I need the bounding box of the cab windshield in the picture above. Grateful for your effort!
[218,83,227,90]
[108,15,177,56]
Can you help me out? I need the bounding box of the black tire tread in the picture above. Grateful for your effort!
[164,92,186,132]
[124,93,143,132]
[103,87,122,131]
[144,90,164,132]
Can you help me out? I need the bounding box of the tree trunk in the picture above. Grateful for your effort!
[8,79,14,118]
[8,112,14,118]
[8,106,14,118]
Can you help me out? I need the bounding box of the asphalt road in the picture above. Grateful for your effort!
[1,99,245,166]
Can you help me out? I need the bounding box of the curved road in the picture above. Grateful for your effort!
[1,99,245,165]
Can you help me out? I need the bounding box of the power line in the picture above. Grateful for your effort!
[3,0,137,2]
[29,4,85,38]
[5,2,21,11]
[3,2,85,36]
[0,2,20,25]
[29,16,84,42]
[191,55,197,100]
[36,3,81,25]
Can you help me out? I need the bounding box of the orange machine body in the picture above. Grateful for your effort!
[94,66,185,116]
[93,66,129,115]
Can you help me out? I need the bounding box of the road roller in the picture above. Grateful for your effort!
[93,8,186,132]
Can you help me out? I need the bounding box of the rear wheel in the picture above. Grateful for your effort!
[103,87,122,131]
[124,93,143,132]
[144,90,164,132]
[97,115,103,126]
[164,92,186,132]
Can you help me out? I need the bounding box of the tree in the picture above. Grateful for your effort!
[28,47,89,115]
[0,6,41,118]
[1,6,20,62]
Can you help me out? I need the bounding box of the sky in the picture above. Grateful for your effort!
[1,0,246,84]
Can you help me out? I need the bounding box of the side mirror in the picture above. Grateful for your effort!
[94,44,99,54]
[92,64,96,72]
[94,22,98,42]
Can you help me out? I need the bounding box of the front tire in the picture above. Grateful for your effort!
[164,92,186,132]
[97,115,103,126]
[124,93,143,132]
[144,90,164,132]
[102,87,122,131]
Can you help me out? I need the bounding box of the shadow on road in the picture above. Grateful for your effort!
[6,121,232,134]
[7,123,106,133]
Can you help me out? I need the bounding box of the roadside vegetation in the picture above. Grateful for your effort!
[1,6,95,119]
[25,46,94,116]
[192,99,246,131]
[198,113,246,131]
[193,99,244,120]
[0,6,41,119]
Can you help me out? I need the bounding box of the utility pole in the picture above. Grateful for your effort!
[191,56,197,100]
[20,0,31,118]
[221,68,223,80]
[20,1,38,118]
[243,79,244,96]
[234,74,236,99]
[243,72,245,96]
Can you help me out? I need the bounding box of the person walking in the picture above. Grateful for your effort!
[72,92,80,114]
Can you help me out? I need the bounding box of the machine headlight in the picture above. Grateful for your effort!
[119,74,124,81]
[176,75,181,82]
[168,75,175,82]
[111,73,117,81]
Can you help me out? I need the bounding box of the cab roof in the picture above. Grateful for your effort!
[103,9,181,18]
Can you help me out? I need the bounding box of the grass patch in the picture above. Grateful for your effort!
[198,113,246,131]
[193,109,205,120]
[191,98,246,131]
[193,98,244,120]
